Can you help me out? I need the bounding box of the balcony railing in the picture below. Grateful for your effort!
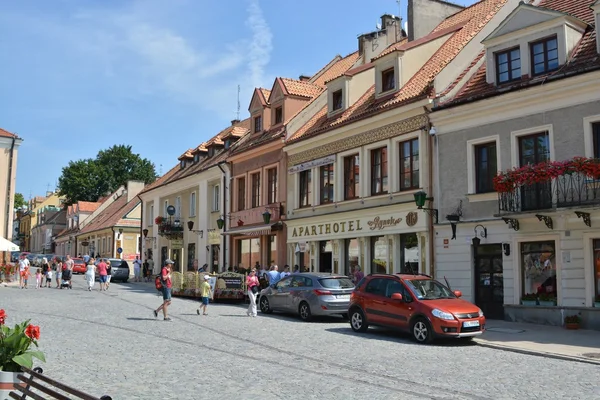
[498,172,600,213]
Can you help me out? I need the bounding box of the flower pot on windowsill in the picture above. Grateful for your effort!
[565,322,580,330]
[521,300,538,306]
[538,301,556,307]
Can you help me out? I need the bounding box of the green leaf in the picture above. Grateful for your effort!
[12,353,33,369]
[26,350,45,363]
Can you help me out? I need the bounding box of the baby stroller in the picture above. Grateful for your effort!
[61,268,73,289]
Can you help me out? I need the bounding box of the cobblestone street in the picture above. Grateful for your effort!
[2,279,599,400]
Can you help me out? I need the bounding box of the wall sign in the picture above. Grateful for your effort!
[288,155,336,174]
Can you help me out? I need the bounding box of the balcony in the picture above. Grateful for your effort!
[155,216,184,240]
[496,158,600,214]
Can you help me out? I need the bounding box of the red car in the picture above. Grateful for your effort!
[72,258,87,274]
[348,273,485,343]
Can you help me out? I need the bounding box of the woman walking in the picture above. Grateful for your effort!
[246,268,259,317]
[105,260,112,290]
[85,258,95,291]
[55,258,63,288]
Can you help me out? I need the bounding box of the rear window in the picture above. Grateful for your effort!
[318,277,354,289]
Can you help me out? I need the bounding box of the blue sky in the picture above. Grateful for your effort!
[0,0,478,199]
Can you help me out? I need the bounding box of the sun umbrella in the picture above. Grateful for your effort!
[0,236,20,252]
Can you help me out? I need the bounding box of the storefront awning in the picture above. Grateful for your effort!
[223,224,272,237]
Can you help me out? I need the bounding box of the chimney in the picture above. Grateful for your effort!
[231,119,240,126]
[357,14,405,62]
[407,0,464,42]
[299,75,311,82]
[126,180,145,203]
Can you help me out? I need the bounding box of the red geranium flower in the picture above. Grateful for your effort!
[25,324,41,340]
[0,309,5,325]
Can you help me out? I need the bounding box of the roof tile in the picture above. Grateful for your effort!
[0,128,19,138]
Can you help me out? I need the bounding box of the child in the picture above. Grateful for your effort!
[197,275,213,316]
[46,269,52,288]
[22,266,31,289]
[35,268,42,289]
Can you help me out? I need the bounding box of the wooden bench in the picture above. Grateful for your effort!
[9,367,112,400]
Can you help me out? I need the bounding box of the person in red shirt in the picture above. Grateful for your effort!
[154,259,173,321]
[96,259,108,292]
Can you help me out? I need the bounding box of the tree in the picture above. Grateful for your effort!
[57,145,157,205]
[14,193,26,209]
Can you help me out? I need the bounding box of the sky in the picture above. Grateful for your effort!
[0,0,478,199]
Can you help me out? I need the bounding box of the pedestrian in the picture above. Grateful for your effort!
[280,265,291,279]
[85,258,95,291]
[143,259,149,282]
[105,260,112,289]
[267,265,280,286]
[45,269,52,288]
[35,268,42,289]
[41,258,49,285]
[96,258,108,291]
[197,275,212,316]
[65,255,74,272]
[18,255,29,288]
[154,259,173,321]
[133,256,142,282]
[147,257,156,276]
[55,258,63,288]
[292,265,300,274]
[21,265,31,289]
[354,265,364,283]
[246,268,259,317]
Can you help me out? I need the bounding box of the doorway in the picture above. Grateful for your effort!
[319,241,332,273]
[474,244,504,319]
[172,249,182,272]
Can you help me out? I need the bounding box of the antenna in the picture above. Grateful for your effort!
[236,84,241,121]
[159,164,163,175]
[396,0,402,18]
[46,183,51,194]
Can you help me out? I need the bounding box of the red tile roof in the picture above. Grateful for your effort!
[259,89,271,105]
[78,194,140,235]
[288,0,508,143]
[77,201,101,213]
[437,0,599,108]
[279,78,323,99]
[0,128,19,138]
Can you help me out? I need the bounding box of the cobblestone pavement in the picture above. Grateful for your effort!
[2,279,599,400]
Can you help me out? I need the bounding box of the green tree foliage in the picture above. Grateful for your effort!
[57,145,157,205]
[13,193,26,209]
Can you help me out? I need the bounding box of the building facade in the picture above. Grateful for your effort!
[30,206,64,254]
[0,128,22,258]
[54,201,101,257]
[432,0,600,328]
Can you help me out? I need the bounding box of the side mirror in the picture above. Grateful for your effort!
[391,293,403,301]
[454,290,462,298]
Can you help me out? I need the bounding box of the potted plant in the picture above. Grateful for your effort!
[594,295,600,308]
[0,309,46,397]
[538,293,557,306]
[564,314,581,330]
[520,293,538,306]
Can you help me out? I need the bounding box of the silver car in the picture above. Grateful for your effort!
[258,273,355,321]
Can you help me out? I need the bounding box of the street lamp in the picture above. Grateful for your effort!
[187,220,204,238]
[216,217,224,230]
[262,211,271,224]
[413,191,438,224]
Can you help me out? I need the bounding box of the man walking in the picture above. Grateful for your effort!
[154,259,173,321]
[133,256,142,282]
[197,275,212,316]
[267,265,280,286]
[96,258,108,291]
[18,255,30,288]
[65,255,74,272]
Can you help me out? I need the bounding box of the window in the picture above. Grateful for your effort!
[208,147,214,157]
[370,147,388,195]
[530,37,559,76]
[345,238,359,277]
[190,192,196,217]
[175,197,181,217]
[224,139,231,150]
[320,164,334,204]
[275,107,283,124]
[267,168,277,204]
[521,241,556,297]
[266,235,277,266]
[299,170,312,208]
[180,160,185,169]
[237,177,246,211]
[399,138,419,190]
[371,236,387,274]
[149,205,154,225]
[193,154,199,163]
[187,243,196,271]
[593,240,600,300]
[343,154,360,200]
[163,201,168,218]
[254,115,262,132]
[251,172,261,208]
[238,238,260,269]
[519,132,551,210]
[332,90,343,111]
[213,185,220,212]
[593,123,600,158]
[365,278,387,296]
[381,68,395,92]
[495,47,521,83]
[474,142,497,193]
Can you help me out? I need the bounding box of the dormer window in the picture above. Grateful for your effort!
[224,139,231,150]
[381,68,395,92]
[193,154,200,163]
[180,160,185,169]
[531,37,558,76]
[208,147,215,157]
[254,115,262,133]
[275,107,283,124]
[332,90,343,111]
[495,47,521,83]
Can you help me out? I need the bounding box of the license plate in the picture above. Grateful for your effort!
[463,320,480,328]
[336,294,350,299]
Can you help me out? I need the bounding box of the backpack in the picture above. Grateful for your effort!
[155,275,163,291]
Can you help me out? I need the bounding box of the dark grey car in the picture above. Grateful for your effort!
[95,258,130,282]
[258,273,355,321]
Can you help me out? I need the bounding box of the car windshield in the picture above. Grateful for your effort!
[404,279,455,300]
[318,277,354,289]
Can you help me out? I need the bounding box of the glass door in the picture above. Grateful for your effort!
[474,244,504,319]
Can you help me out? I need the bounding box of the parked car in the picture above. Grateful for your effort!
[94,258,130,283]
[72,258,87,274]
[259,273,355,321]
[348,273,485,343]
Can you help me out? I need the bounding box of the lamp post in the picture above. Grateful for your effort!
[413,191,438,224]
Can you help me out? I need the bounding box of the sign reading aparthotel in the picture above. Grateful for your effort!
[289,211,421,241]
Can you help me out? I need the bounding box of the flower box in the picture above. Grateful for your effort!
[565,323,580,330]
[538,301,556,307]
[521,300,538,306]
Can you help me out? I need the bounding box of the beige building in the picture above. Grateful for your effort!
[0,128,23,259]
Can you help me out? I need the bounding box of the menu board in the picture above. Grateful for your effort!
[214,272,246,300]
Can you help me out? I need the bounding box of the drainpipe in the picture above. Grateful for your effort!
[217,162,228,272]
[4,137,16,242]
[138,195,144,261]
[424,109,436,278]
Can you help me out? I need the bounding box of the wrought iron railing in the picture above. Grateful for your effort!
[157,216,184,239]
[498,172,600,213]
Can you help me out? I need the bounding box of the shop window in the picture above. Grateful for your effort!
[593,240,600,300]
[521,241,556,298]
[345,238,359,277]
[211,244,220,273]
[371,236,387,274]
[319,240,333,273]
[400,233,419,274]
[187,243,196,271]
[343,154,360,200]
[370,147,388,195]
[299,170,312,208]
[399,138,419,190]
[320,164,334,204]
[266,235,277,266]
[238,238,260,270]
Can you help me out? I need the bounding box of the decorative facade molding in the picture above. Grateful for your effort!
[288,114,428,166]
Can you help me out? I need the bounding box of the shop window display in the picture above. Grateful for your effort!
[345,239,359,276]
[371,236,387,274]
[238,238,260,270]
[521,241,556,297]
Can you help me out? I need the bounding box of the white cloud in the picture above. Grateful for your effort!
[245,0,273,89]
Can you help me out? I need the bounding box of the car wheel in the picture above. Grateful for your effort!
[298,302,312,322]
[341,313,349,320]
[349,308,368,332]
[411,317,434,344]
[123,278,128,283]
[259,296,272,314]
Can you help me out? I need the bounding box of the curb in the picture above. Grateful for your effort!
[475,340,600,366]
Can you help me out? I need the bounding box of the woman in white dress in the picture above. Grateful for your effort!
[85,258,95,291]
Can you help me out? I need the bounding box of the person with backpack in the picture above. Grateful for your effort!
[154,259,173,321]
